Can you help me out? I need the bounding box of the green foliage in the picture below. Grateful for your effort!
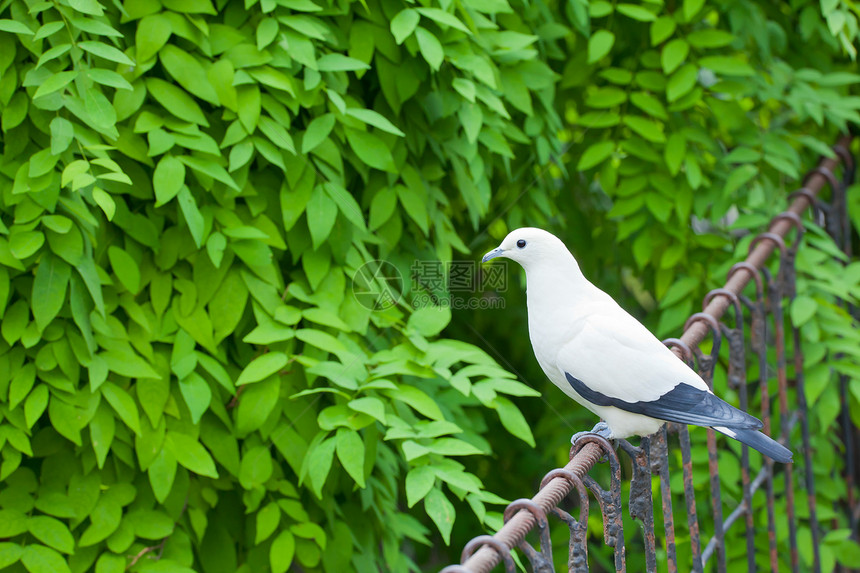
[0,0,567,570]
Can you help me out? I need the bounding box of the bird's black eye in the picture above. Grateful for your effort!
[516,239,527,249]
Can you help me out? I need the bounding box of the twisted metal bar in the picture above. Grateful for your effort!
[445,442,604,573]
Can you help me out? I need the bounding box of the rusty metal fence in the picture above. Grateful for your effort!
[441,134,857,573]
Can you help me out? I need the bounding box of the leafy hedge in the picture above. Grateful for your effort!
[0,0,566,571]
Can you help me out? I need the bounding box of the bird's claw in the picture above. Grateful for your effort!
[570,421,614,445]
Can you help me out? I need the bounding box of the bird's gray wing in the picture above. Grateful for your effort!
[564,371,762,429]
[556,318,762,429]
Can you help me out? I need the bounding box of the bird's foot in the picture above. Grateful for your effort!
[570,421,614,445]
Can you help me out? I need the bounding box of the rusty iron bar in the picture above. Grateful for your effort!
[444,134,854,573]
[734,262,781,572]
[779,212,822,573]
[705,287,758,571]
[619,438,657,572]
[440,442,604,573]
[654,426,678,573]
[577,435,626,571]
[763,228,801,572]
[686,313,727,573]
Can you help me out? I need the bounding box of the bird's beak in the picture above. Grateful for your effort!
[482,247,505,263]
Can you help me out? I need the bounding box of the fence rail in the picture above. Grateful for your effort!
[441,134,856,573]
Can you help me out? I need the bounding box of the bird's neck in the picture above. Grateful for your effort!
[524,256,594,307]
[524,257,610,360]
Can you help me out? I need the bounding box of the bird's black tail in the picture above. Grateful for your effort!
[713,427,793,463]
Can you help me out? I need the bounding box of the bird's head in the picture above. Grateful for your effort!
[481,227,573,271]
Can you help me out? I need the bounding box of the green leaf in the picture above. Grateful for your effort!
[90,402,115,468]
[666,63,697,102]
[28,516,75,554]
[369,187,397,230]
[302,113,335,154]
[68,0,105,16]
[0,20,34,34]
[683,0,705,22]
[348,397,386,424]
[0,509,27,537]
[687,29,735,48]
[92,188,116,220]
[50,117,75,155]
[630,92,668,120]
[424,488,455,544]
[179,373,211,424]
[86,68,133,91]
[577,140,614,170]
[305,436,336,497]
[32,253,71,331]
[585,86,626,108]
[24,384,49,429]
[385,385,444,420]
[146,78,209,126]
[791,295,818,326]
[493,396,535,446]
[159,44,219,105]
[259,115,296,154]
[323,182,366,232]
[101,382,141,436]
[148,447,177,503]
[256,502,281,544]
[405,465,436,507]
[107,246,141,294]
[415,27,444,71]
[236,376,280,436]
[408,305,451,337]
[306,185,338,249]
[699,56,755,76]
[21,545,71,573]
[427,437,483,456]
[335,428,366,487]
[239,445,273,489]
[345,128,396,172]
[396,184,429,235]
[237,352,288,385]
[136,14,172,62]
[316,53,370,72]
[79,498,121,546]
[616,3,656,21]
[126,510,174,540]
[391,9,420,44]
[270,531,295,573]
[416,8,471,33]
[661,39,689,74]
[650,16,676,45]
[165,432,219,478]
[345,108,405,137]
[153,155,185,206]
[177,186,205,248]
[587,30,615,64]
[78,41,134,66]
[179,155,239,190]
[34,71,78,100]
[623,116,666,143]
[0,543,23,569]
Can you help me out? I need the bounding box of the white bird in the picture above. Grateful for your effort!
[482,227,792,463]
